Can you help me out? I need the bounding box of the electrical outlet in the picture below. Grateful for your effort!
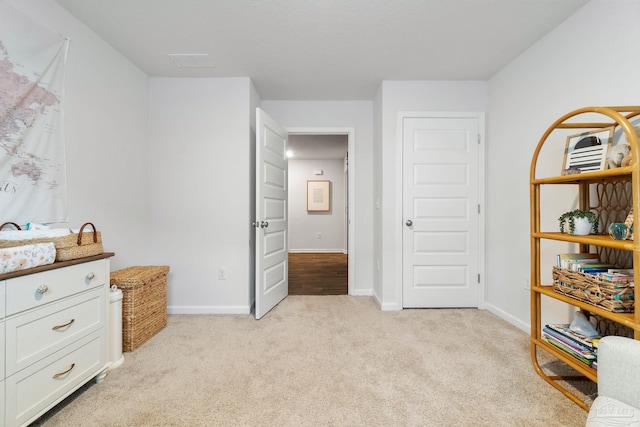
[218,268,227,280]
[317,232,322,239]
[524,277,530,290]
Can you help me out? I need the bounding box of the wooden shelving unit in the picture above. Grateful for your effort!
[530,106,640,410]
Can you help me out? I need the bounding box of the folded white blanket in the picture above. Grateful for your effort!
[0,242,56,274]
[0,228,71,241]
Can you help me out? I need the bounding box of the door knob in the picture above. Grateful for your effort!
[261,221,269,228]
[406,220,413,226]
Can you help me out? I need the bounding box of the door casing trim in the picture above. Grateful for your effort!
[286,126,356,296]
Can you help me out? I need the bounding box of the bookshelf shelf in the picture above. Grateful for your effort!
[531,337,597,381]
[532,232,634,250]
[530,106,640,412]
[533,285,638,331]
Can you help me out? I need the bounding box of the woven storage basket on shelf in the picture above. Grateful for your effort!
[0,222,103,262]
[552,266,634,312]
[110,265,170,352]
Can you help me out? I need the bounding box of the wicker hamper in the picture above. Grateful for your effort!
[110,265,170,352]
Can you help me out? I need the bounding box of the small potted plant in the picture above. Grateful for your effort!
[558,209,599,235]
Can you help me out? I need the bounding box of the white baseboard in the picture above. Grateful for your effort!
[350,289,372,296]
[483,302,529,333]
[371,290,401,311]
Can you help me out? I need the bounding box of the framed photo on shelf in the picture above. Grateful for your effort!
[624,207,634,229]
[307,180,330,212]
[562,127,614,174]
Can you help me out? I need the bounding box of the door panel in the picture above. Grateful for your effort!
[402,116,480,308]
[255,108,288,319]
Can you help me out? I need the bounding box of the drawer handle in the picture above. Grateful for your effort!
[37,284,49,294]
[86,272,95,280]
[52,363,75,379]
[52,318,75,330]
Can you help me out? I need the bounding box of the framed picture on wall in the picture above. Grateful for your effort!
[562,127,614,174]
[307,180,330,212]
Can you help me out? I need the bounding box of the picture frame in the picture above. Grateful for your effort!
[307,180,330,212]
[562,127,614,174]
[624,207,634,229]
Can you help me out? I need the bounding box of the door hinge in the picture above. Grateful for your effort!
[477,274,481,283]
[477,134,481,144]
[478,204,481,214]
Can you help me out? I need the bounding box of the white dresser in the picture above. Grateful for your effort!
[0,253,113,427]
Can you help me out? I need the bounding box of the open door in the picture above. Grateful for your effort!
[255,108,288,319]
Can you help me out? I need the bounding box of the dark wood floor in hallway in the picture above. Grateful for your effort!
[288,252,348,295]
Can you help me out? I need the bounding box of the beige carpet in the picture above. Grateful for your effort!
[33,296,589,426]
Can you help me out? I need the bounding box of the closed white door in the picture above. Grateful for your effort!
[402,115,481,308]
[255,108,288,319]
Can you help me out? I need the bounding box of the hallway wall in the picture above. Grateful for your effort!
[289,158,346,252]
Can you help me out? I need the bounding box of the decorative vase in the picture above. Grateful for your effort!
[572,217,594,235]
[608,222,630,240]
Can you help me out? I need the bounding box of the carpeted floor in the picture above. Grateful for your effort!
[33,296,589,426]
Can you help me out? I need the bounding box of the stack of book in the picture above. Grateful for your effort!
[542,323,600,367]
[556,252,634,284]
[556,252,615,273]
[595,270,635,286]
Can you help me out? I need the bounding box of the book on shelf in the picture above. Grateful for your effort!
[542,326,596,353]
[578,263,616,274]
[543,324,600,366]
[542,334,596,365]
[545,324,600,351]
[608,268,634,275]
[594,272,634,285]
[556,253,599,270]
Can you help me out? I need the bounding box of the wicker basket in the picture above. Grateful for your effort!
[552,266,634,312]
[110,265,170,352]
[0,222,103,262]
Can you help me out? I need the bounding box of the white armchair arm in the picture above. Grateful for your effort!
[586,336,640,426]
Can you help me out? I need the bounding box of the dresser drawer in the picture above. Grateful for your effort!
[6,260,105,316]
[5,288,105,376]
[5,332,105,427]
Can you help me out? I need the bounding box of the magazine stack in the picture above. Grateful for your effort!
[542,324,601,368]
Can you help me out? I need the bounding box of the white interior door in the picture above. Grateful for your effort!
[255,108,288,319]
[402,115,480,308]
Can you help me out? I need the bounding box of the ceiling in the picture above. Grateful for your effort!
[54,0,588,101]
[288,134,348,160]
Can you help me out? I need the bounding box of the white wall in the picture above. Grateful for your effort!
[7,0,151,272]
[261,101,374,296]
[18,0,639,331]
[376,81,488,310]
[148,77,255,314]
[288,159,345,252]
[486,0,640,331]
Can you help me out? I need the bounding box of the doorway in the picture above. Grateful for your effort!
[286,133,350,295]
